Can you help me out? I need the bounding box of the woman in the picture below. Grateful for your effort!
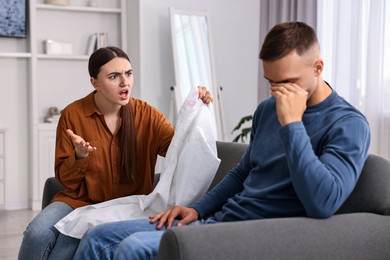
[18,46,213,260]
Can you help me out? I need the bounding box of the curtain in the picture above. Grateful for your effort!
[258,0,317,101]
[317,0,390,159]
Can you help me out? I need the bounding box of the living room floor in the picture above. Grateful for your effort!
[0,210,38,260]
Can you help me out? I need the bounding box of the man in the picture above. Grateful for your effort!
[73,21,370,260]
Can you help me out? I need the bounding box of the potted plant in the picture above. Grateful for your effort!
[231,115,252,143]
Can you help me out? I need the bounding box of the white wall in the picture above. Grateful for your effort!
[130,0,260,141]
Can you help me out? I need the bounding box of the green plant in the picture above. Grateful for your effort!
[231,115,252,143]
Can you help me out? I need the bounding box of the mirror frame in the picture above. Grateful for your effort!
[169,7,226,140]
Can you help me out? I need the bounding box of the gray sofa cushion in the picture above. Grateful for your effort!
[337,154,390,215]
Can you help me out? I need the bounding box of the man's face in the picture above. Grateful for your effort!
[262,50,321,102]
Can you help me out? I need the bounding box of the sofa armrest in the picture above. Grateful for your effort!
[158,213,390,260]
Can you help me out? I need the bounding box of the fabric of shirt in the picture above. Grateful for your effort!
[52,91,174,209]
[191,86,371,220]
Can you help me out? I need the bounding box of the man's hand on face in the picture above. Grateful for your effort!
[270,83,308,126]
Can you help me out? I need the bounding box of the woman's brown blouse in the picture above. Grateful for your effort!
[52,92,174,208]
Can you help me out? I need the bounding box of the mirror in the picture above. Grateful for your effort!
[170,8,226,140]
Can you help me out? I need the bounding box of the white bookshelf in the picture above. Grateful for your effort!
[0,0,128,210]
[36,54,89,60]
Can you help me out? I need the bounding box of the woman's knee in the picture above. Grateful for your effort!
[18,213,60,260]
[19,202,73,258]
[24,202,71,237]
[23,214,57,242]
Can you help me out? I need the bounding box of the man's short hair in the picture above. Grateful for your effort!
[259,22,319,61]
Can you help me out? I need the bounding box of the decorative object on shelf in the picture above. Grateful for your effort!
[86,33,97,55]
[44,106,61,123]
[43,40,73,55]
[86,32,108,54]
[45,0,70,6]
[97,32,108,49]
[0,0,27,38]
[87,0,98,7]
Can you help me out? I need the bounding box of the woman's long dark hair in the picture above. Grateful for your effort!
[88,46,137,183]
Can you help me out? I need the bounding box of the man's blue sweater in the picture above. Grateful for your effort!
[191,88,370,220]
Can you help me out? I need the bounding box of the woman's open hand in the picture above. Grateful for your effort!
[66,129,97,159]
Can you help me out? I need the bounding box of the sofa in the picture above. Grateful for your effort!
[42,141,390,259]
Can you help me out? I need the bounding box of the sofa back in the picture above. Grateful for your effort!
[209,141,248,190]
[212,142,390,216]
[337,154,390,215]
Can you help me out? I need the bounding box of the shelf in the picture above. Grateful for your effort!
[0,52,31,58]
[37,54,89,60]
[36,4,121,14]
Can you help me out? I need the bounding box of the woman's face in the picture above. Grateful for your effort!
[91,57,134,107]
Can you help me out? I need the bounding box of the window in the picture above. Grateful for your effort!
[317,0,390,158]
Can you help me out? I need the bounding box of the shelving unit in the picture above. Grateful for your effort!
[0,0,127,210]
[36,3,121,13]
[36,54,89,60]
[0,53,31,58]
